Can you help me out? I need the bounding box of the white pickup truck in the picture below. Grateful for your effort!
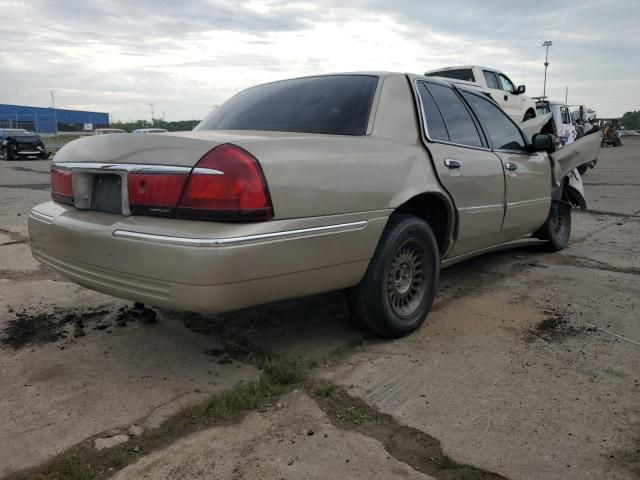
[425,65,537,123]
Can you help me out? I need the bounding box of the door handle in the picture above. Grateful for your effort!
[504,95,508,101]
[504,162,518,171]
[444,158,462,169]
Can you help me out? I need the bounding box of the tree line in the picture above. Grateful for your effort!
[620,111,640,130]
[110,119,200,132]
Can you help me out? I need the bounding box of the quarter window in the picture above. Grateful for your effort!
[417,83,448,142]
[482,71,500,90]
[420,82,483,148]
[461,91,526,151]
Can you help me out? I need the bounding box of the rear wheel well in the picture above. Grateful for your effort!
[392,193,451,255]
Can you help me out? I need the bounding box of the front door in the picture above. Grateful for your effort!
[416,80,506,256]
[461,90,552,237]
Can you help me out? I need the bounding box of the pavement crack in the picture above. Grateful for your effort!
[557,254,640,276]
[584,209,640,218]
[0,183,51,191]
[309,384,511,480]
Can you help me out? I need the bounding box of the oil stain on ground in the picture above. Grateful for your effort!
[2,306,110,349]
[526,314,585,343]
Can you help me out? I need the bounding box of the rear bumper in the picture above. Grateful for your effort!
[28,202,388,313]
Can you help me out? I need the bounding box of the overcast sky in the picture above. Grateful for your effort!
[1,0,638,121]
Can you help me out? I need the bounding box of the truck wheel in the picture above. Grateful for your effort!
[347,214,439,338]
[523,110,536,122]
[537,196,572,251]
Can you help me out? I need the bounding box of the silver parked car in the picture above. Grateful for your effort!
[28,73,600,337]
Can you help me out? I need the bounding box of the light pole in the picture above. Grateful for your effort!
[50,90,58,139]
[542,40,552,97]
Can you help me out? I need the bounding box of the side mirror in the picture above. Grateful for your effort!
[531,133,555,153]
[516,85,526,95]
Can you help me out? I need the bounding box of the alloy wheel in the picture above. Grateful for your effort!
[387,238,429,318]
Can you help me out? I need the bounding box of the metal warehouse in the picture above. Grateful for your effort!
[0,104,109,135]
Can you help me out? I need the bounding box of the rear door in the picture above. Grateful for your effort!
[461,90,551,237]
[416,80,506,256]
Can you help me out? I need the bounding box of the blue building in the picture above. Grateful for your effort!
[0,103,109,135]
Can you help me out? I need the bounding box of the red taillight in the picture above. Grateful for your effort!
[51,166,73,204]
[128,173,188,217]
[177,144,273,221]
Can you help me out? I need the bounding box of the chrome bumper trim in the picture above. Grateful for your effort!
[53,162,222,175]
[29,210,54,225]
[113,220,368,247]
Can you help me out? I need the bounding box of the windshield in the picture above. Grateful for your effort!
[195,75,378,136]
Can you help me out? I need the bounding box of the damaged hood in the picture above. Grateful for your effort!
[549,132,602,185]
[521,113,552,143]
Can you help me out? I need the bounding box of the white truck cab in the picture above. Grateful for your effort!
[425,65,537,124]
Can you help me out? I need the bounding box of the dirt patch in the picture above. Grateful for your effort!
[526,314,585,343]
[1,306,110,349]
[309,384,509,480]
[114,303,158,327]
[1,303,160,349]
[180,311,269,364]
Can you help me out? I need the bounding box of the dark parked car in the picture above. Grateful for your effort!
[0,129,51,160]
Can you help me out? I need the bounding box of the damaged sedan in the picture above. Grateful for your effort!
[0,128,51,160]
[28,73,601,338]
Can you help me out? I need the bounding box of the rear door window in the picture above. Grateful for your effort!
[421,82,483,148]
[482,70,500,89]
[461,91,526,151]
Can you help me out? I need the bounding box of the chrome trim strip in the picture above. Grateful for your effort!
[54,163,193,174]
[506,197,550,207]
[29,210,53,225]
[192,167,224,175]
[461,203,505,214]
[112,220,368,247]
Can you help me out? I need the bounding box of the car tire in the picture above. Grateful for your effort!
[0,148,5,160]
[537,192,572,251]
[347,214,439,338]
[523,110,536,122]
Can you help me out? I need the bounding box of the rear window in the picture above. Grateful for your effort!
[196,75,378,136]
[426,69,475,82]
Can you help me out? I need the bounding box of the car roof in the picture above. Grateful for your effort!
[425,65,505,75]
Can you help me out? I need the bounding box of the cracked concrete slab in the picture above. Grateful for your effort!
[0,298,256,476]
[112,389,435,480]
[324,263,640,480]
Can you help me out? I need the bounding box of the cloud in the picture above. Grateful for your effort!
[0,0,637,120]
